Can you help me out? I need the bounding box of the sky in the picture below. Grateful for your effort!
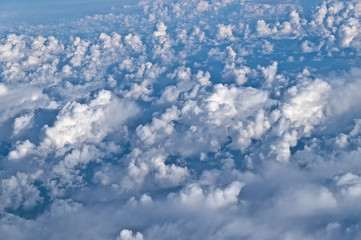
[0,0,137,24]
[1,0,361,239]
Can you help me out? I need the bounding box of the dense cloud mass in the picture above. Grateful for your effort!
[2,0,361,239]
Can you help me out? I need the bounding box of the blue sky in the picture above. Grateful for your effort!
[0,0,137,24]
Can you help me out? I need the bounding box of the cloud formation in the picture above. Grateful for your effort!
[2,0,361,239]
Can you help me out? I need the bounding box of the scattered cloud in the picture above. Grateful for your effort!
[2,0,361,239]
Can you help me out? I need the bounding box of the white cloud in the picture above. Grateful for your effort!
[123,147,189,189]
[282,78,331,134]
[256,20,273,36]
[2,1,361,239]
[8,140,36,160]
[338,18,360,47]
[206,84,269,126]
[335,173,361,199]
[301,40,323,53]
[195,70,211,86]
[13,112,34,136]
[260,61,278,86]
[0,171,43,211]
[153,22,167,41]
[124,33,145,53]
[276,186,337,217]
[196,1,210,13]
[116,230,144,240]
[176,181,244,209]
[136,106,179,146]
[217,24,235,41]
[42,90,138,150]
[51,145,102,193]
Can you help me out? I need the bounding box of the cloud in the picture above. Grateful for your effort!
[12,112,34,136]
[339,18,360,47]
[8,140,36,160]
[2,0,361,239]
[217,24,235,41]
[176,181,244,209]
[196,1,210,13]
[123,147,189,189]
[276,186,337,217]
[41,90,138,150]
[116,230,144,240]
[282,78,331,135]
[0,171,43,212]
[335,173,361,199]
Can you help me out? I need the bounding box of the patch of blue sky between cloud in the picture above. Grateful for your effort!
[0,0,139,26]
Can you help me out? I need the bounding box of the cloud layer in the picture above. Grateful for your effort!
[2,0,361,239]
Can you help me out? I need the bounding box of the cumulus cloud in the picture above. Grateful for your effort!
[0,171,43,212]
[8,140,36,160]
[116,230,144,240]
[335,173,361,199]
[13,112,34,136]
[217,24,235,41]
[282,78,331,134]
[176,181,244,209]
[41,90,138,150]
[2,0,361,239]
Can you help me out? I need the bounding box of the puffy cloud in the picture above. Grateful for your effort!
[301,40,323,53]
[195,70,211,86]
[116,230,144,240]
[0,34,63,84]
[335,173,361,199]
[153,21,168,42]
[176,181,244,209]
[0,171,43,212]
[260,61,278,86]
[123,147,189,189]
[50,145,103,194]
[282,78,331,134]
[206,84,269,126]
[217,24,235,41]
[42,90,138,150]
[196,1,210,13]
[13,112,34,136]
[124,33,145,53]
[2,0,361,239]
[8,140,36,160]
[255,10,304,39]
[136,106,179,146]
[339,18,360,47]
[256,20,274,36]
